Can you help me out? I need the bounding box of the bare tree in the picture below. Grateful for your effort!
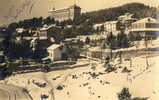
[135,41,139,54]
[105,32,114,60]
[119,51,122,64]
[129,57,132,68]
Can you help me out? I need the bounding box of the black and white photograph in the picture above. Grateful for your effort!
[0,0,159,100]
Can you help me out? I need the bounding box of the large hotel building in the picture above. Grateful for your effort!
[49,4,81,22]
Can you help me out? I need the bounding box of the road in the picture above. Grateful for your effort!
[0,84,33,100]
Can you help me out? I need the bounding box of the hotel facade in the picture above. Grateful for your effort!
[49,4,81,22]
[130,17,159,38]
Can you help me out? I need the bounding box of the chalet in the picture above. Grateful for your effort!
[47,44,63,61]
[130,17,159,38]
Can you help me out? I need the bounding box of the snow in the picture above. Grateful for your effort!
[0,53,159,100]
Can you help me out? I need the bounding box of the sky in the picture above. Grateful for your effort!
[0,0,158,26]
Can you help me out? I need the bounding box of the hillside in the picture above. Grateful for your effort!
[84,3,156,24]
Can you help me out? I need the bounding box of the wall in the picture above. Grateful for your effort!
[50,5,81,22]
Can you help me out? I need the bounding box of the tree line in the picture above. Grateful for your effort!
[84,3,156,24]
[0,3,157,60]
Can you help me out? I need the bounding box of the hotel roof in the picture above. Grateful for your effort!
[133,17,159,24]
[49,4,81,13]
[47,44,61,50]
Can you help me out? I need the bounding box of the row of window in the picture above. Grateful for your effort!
[132,23,159,29]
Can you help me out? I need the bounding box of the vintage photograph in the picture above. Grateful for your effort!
[0,0,159,100]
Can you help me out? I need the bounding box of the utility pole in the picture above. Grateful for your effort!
[144,33,149,68]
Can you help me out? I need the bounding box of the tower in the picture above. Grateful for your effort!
[48,0,55,11]
[69,4,81,20]
[74,0,77,5]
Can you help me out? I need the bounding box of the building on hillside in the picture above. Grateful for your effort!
[47,44,63,61]
[104,21,119,35]
[49,4,81,22]
[118,13,137,34]
[15,25,55,41]
[15,28,35,41]
[93,13,137,35]
[118,13,137,25]
[93,23,104,30]
[16,28,25,33]
[130,17,159,38]
[93,21,119,35]
[38,25,54,40]
[118,13,136,22]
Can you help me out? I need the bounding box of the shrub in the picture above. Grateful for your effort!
[118,88,131,100]
[118,88,148,100]
[132,97,148,100]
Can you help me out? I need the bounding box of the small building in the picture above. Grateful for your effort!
[93,23,104,30]
[16,28,25,33]
[15,28,34,41]
[47,44,62,61]
[15,26,54,41]
[118,13,137,34]
[38,25,55,40]
[118,13,137,22]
